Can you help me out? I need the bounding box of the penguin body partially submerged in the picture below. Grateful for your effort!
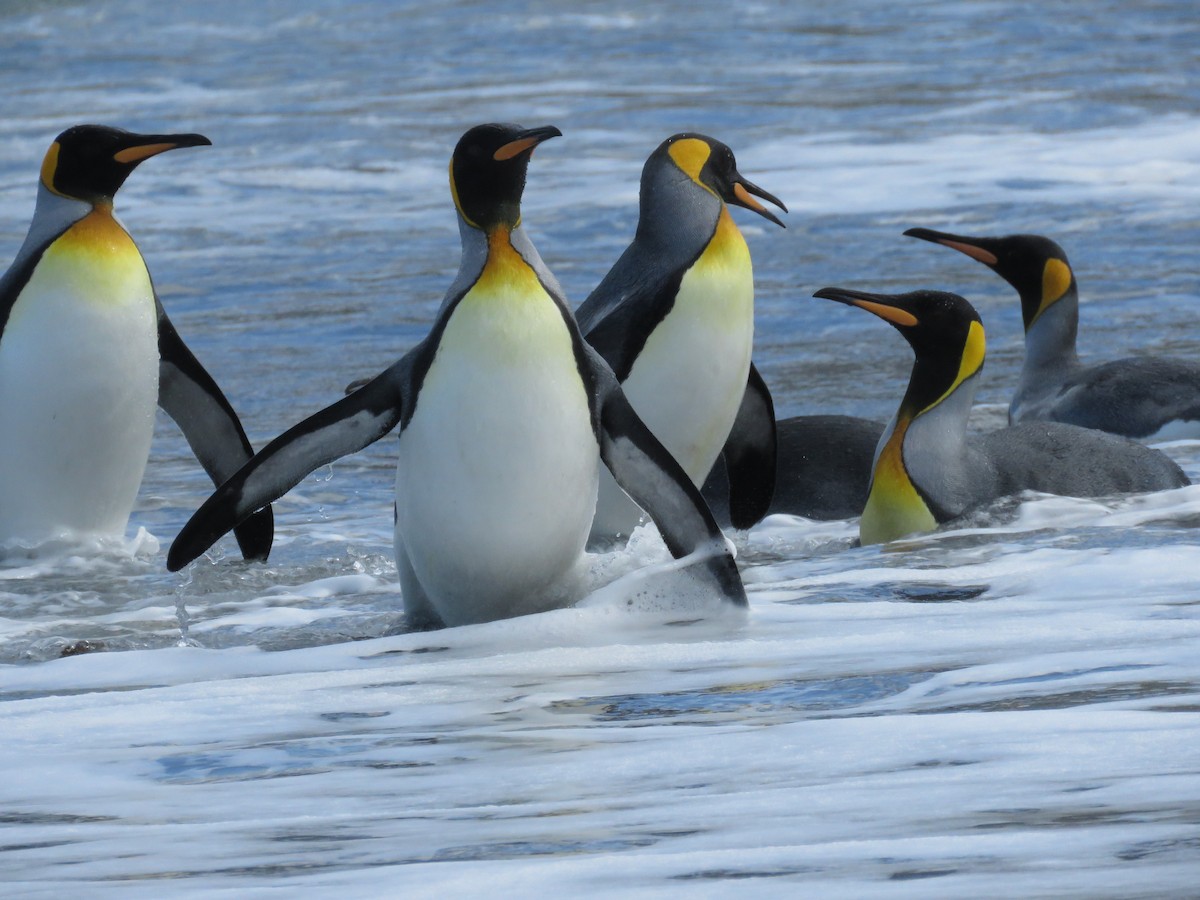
[169,124,744,627]
[815,286,1188,545]
[905,227,1200,440]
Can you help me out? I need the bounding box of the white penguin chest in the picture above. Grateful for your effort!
[621,216,755,481]
[395,271,599,620]
[0,211,159,542]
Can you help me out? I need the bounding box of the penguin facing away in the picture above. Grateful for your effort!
[168,123,745,628]
[905,227,1200,440]
[0,125,272,557]
[576,133,787,542]
[814,286,1188,545]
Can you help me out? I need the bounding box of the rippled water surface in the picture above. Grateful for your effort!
[2,1,1200,895]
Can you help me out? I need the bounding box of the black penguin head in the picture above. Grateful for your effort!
[449,123,562,232]
[39,124,211,204]
[653,133,787,227]
[815,286,986,414]
[904,228,1075,331]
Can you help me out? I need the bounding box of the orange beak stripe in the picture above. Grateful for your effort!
[941,239,998,265]
[493,137,541,162]
[732,182,770,215]
[853,299,919,327]
[113,142,178,164]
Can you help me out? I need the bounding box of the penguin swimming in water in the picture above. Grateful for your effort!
[0,125,272,557]
[575,133,787,542]
[698,414,884,523]
[168,123,745,627]
[765,415,884,520]
[814,286,1188,545]
[905,227,1200,440]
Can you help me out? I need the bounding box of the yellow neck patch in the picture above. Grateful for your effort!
[694,206,750,271]
[32,206,150,310]
[450,228,562,367]
[859,417,937,545]
[47,206,135,258]
[668,138,712,186]
[473,228,544,299]
[1031,257,1073,327]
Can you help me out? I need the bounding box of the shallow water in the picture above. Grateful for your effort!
[2,0,1200,895]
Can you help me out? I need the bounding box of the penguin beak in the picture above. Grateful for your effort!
[814,286,919,328]
[728,174,788,228]
[112,132,212,165]
[493,125,563,162]
[904,227,998,266]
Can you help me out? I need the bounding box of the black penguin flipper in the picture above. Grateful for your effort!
[0,232,56,346]
[578,251,685,382]
[156,302,274,561]
[167,360,409,572]
[587,351,746,607]
[715,363,777,529]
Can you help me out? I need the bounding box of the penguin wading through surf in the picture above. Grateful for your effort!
[168,123,745,627]
[577,133,787,542]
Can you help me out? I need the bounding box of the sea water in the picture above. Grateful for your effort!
[1,1,1199,895]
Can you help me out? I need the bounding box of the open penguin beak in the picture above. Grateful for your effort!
[112,131,212,165]
[904,227,999,267]
[493,125,563,161]
[813,286,920,329]
[727,173,787,228]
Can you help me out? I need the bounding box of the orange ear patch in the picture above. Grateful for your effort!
[40,142,61,190]
[667,138,712,182]
[1041,258,1072,305]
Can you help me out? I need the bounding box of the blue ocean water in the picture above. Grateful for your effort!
[1,1,1199,895]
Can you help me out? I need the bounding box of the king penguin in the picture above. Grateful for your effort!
[0,125,272,557]
[576,133,787,542]
[905,227,1200,440]
[168,123,745,628]
[815,286,1188,545]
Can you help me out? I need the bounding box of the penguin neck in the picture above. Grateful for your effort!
[901,366,976,467]
[448,215,567,311]
[860,409,938,546]
[1021,283,1082,376]
[15,184,95,261]
[859,361,979,546]
[637,163,723,259]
